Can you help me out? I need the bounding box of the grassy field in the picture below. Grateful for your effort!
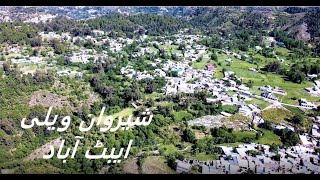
[160,44,182,55]
[192,152,219,161]
[221,60,317,105]
[150,46,158,53]
[245,98,271,110]
[233,131,257,142]
[215,50,319,105]
[214,70,225,79]
[155,101,176,107]
[192,56,212,70]
[261,108,293,124]
[215,142,242,147]
[142,156,177,174]
[111,108,135,118]
[99,108,135,124]
[274,46,293,60]
[251,79,319,105]
[255,128,282,146]
[159,144,178,156]
[4,53,24,59]
[171,111,193,121]
[145,92,164,100]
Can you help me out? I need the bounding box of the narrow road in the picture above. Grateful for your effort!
[253,94,313,110]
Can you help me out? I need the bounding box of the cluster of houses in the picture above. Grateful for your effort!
[175,142,320,174]
[259,85,288,102]
[0,9,56,24]
[222,49,243,60]
[66,49,105,64]
[24,13,57,24]
[11,28,319,174]
[56,70,83,79]
[11,56,42,64]
[172,33,208,61]
[39,32,72,42]
[259,85,287,96]
[131,47,154,57]
[120,65,156,80]
[163,60,215,95]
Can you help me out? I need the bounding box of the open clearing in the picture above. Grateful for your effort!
[261,108,293,124]
[256,128,282,146]
[123,158,140,174]
[142,156,176,174]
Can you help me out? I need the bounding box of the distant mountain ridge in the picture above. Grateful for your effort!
[1,6,320,42]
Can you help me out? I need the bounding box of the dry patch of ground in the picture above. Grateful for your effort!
[19,163,63,174]
[170,125,181,136]
[86,91,99,106]
[220,114,252,131]
[29,91,71,108]
[25,137,62,161]
[142,156,176,174]
[194,130,205,139]
[0,169,15,174]
[122,158,140,174]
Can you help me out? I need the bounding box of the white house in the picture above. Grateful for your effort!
[175,160,191,174]
[225,58,233,63]
[312,125,320,138]
[300,99,316,109]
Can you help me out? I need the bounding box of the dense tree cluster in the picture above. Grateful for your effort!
[304,8,320,39]
[264,60,320,83]
[0,23,39,44]
[274,128,300,147]
[269,30,307,50]
[86,13,191,38]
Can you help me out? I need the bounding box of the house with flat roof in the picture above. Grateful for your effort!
[299,99,316,109]
[312,125,320,138]
[225,58,233,63]
[175,160,191,174]
[276,42,285,47]
[262,92,278,101]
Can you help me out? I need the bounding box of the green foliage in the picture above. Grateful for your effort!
[211,126,236,144]
[246,150,262,157]
[271,154,281,161]
[171,111,193,122]
[291,113,304,125]
[182,129,196,143]
[191,125,206,132]
[265,61,281,73]
[269,30,307,50]
[305,8,320,38]
[194,137,223,155]
[0,22,39,44]
[86,13,190,37]
[275,128,300,147]
[166,155,177,170]
[51,40,66,55]
[233,131,257,143]
[222,105,238,114]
